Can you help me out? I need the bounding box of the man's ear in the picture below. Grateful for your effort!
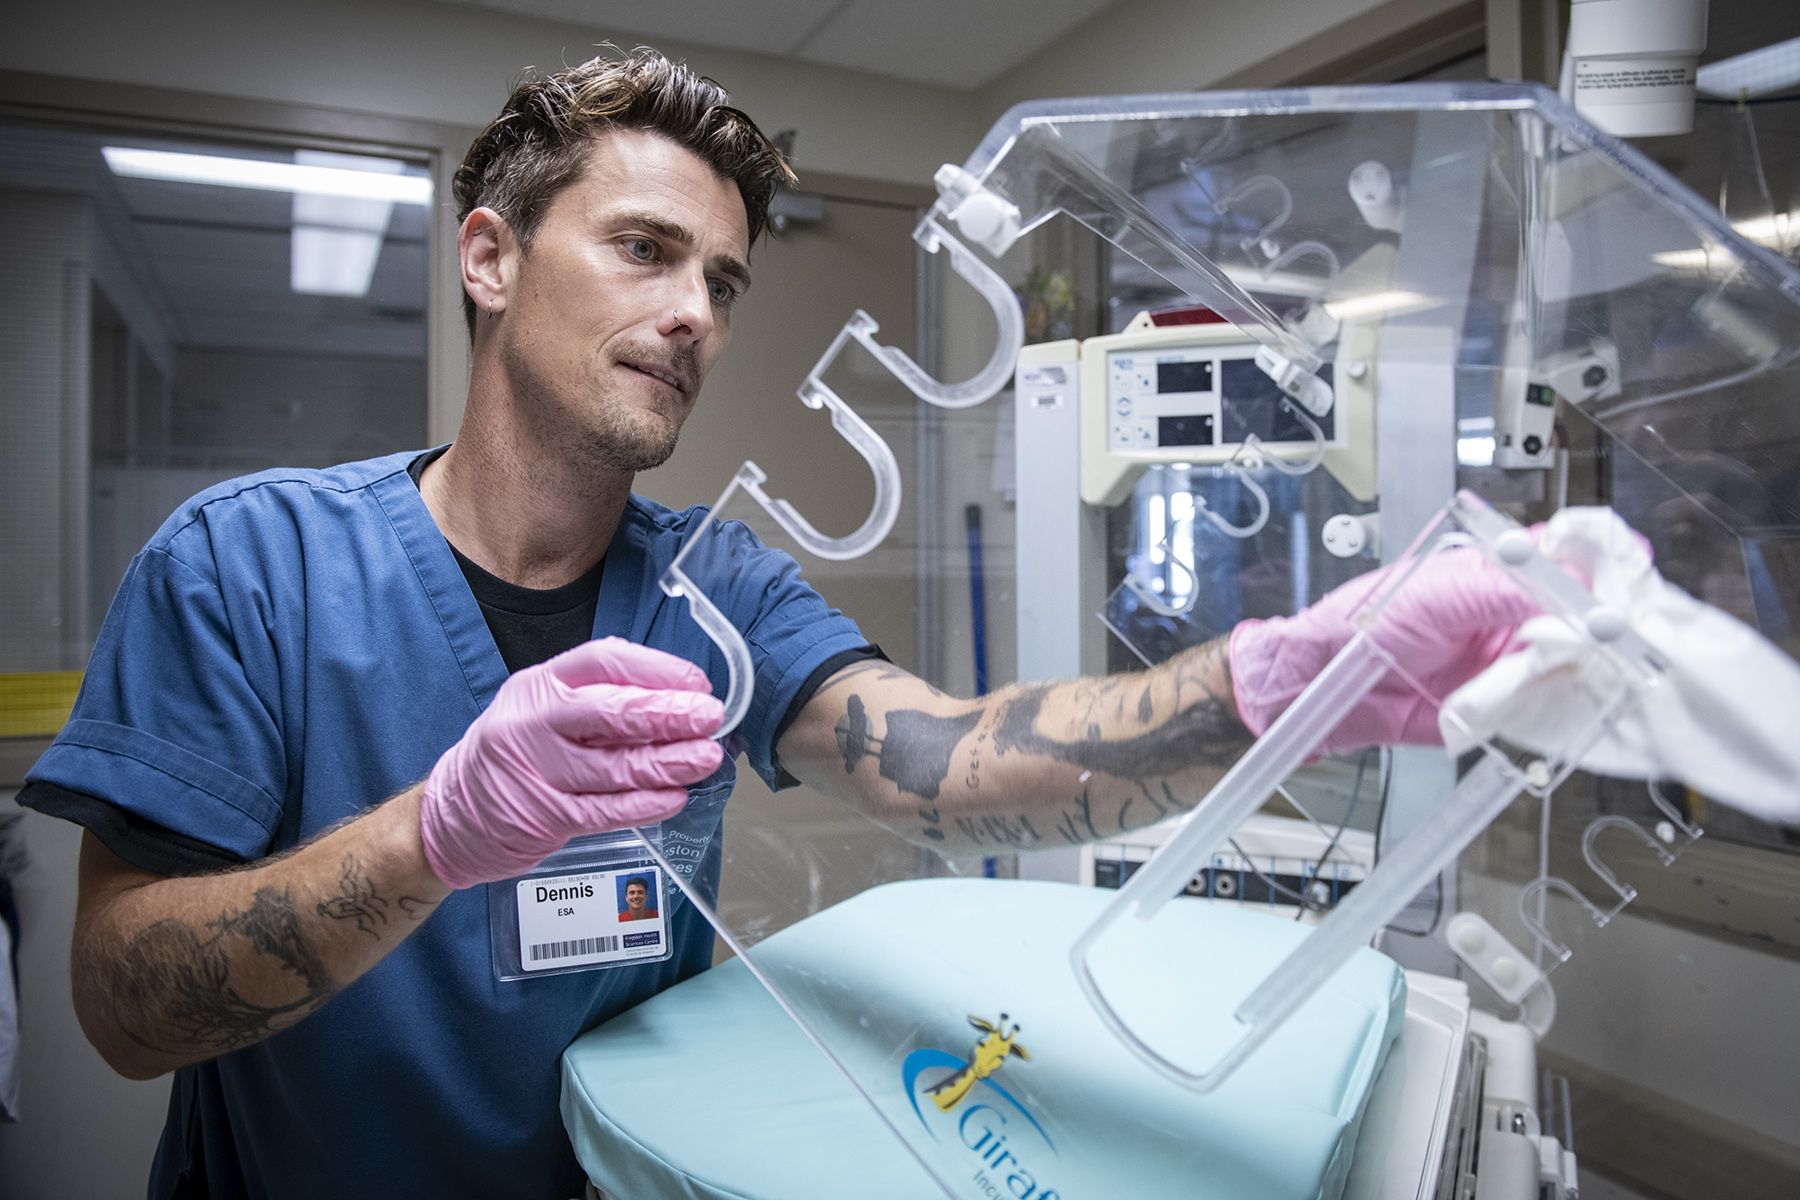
[459,206,513,319]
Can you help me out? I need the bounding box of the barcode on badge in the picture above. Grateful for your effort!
[530,934,621,962]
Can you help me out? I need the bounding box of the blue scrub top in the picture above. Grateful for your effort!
[25,449,870,1200]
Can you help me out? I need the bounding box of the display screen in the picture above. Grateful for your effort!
[1219,358,1336,442]
[1157,414,1215,448]
[1157,359,1214,394]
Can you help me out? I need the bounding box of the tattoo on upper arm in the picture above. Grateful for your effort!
[835,695,981,801]
[821,661,947,699]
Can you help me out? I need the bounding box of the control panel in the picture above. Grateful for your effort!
[1078,316,1347,507]
[1081,813,1372,920]
[1106,348,1337,455]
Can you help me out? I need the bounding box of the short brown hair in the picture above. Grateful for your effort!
[453,46,796,334]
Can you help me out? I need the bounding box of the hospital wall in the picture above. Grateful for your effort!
[0,7,999,1193]
[0,2,1408,1190]
[7,5,1792,1200]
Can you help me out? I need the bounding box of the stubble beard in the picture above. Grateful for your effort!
[502,335,695,478]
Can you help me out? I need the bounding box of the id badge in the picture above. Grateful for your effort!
[489,828,674,981]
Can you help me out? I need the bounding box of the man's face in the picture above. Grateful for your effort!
[494,129,752,473]
[625,882,648,911]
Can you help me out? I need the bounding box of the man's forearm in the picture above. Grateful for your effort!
[73,786,451,1080]
[813,637,1253,852]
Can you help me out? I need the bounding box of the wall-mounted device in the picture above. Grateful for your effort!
[1061,312,1344,508]
[1563,0,1708,138]
[1493,338,1622,469]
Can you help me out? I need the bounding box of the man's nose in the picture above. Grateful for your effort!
[657,269,715,342]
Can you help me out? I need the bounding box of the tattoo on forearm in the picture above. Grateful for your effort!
[105,854,433,1060]
[115,885,338,1056]
[993,641,1246,781]
[917,804,945,842]
[1053,789,1101,845]
[397,896,432,920]
[952,812,1045,848]
[1141,781,1179,822]
[313,856,432,936]
[316,856,387,936]
[835,695,981,801]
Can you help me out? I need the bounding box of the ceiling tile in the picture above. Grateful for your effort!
[779,0,1122,88]
[427,0,845,59]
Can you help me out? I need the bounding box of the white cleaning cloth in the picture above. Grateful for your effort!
[1441,508,1800,826]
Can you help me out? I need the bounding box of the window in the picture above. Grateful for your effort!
[0,118,432,760]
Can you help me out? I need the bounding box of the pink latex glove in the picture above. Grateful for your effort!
[420,637,725,889]
[1228,547,1541,756]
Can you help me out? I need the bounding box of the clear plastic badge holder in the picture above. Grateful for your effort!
[490,826,673,982]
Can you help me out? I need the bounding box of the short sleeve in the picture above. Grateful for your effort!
[702,523,871,792]
[23,544,286,860]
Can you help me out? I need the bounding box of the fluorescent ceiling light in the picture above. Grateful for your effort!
[292,227,385,296]
[1697,36,1800,99]
[102,146,430,205]
[1653,209,1796,270]
[1322,290,1432,321]
[290,150,402,297]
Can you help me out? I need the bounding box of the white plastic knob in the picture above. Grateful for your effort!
[1492,956,1521,988]
[949,191,1021,253]
[1322,514,1368,558]
[1585,605,1626,642]
[1348,161,1403,233]
[1451,918,1487,955]
[1495,528,1534,566]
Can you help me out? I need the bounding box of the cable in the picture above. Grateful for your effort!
[1226,837,1320,910]
[1289,751,1370,920]
[1220,749,1373,919]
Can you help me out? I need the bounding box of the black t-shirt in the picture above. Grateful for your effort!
[407,447,604,675]
[23,448,878,873]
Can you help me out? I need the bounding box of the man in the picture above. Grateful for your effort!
[618,877,657,922]
[18,48,1534,1200]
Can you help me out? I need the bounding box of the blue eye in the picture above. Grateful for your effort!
[708,280,739,307]
[623,237,657,262]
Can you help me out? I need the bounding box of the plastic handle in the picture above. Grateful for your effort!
[749,385,903,562]
[1239,404,1327,478]
[845,216,1023,409]
[1196,463,1271,539]
[1125,517,1203,617]
[659,561,755,739]
[1215,174,1294,258]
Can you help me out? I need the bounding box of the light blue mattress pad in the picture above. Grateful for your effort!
[562,878,1404,1200]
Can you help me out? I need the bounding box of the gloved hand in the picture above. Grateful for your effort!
[1228,547,1541,756]
[419,638,724,889]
